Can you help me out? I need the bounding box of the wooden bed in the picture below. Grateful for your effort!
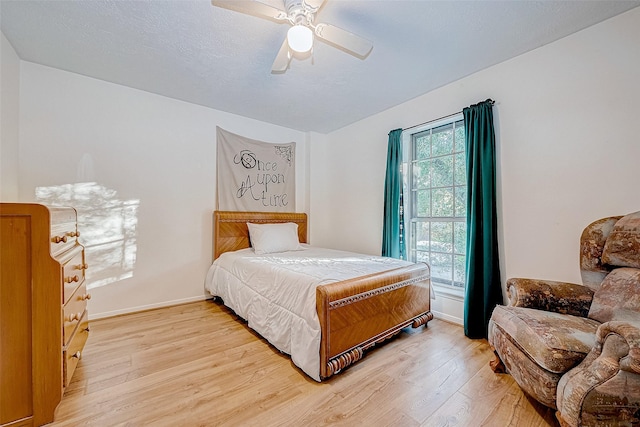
[212,210,433,379]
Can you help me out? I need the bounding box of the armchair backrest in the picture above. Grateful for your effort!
[580,211,640,290]
[580,216,623,290]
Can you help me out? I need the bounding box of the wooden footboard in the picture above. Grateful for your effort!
[317,262,432,379]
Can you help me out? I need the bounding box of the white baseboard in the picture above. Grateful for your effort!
[91,295,212,320]
[431,309,463,325]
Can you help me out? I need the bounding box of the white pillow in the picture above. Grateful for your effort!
[246,222,303,255]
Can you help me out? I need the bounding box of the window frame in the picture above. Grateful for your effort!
[402,113,466,300]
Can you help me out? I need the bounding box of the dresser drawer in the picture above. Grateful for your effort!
[60,245,88,303]
[50,221,80,257]
[63,310,89,388]
[63,282,90,346]
[49,207,76,224]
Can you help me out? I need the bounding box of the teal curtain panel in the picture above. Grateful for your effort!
[463,99,503,339]
[382,128,405,259]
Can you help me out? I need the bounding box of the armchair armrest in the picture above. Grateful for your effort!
[506,278,594,317]
[557,319,640,425]
[596,321,640,374]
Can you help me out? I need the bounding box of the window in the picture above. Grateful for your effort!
[404,115,466,296]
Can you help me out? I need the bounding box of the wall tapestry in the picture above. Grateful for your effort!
[216,126,295,212]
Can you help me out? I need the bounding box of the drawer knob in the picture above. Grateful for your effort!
[52,235,68,244]
[67,312,82,322]
[72,351,81,359]
[66,231,80,237]
[74,263,89,271]
[65,275,80,283]
[81,293,92,301]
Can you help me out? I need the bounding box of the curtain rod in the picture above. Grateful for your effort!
[403,99,496,132]
[403,111,462,131]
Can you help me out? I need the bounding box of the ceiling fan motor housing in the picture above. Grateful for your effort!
[284,0,316,26]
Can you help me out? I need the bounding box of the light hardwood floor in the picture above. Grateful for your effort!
[50,300,557,426]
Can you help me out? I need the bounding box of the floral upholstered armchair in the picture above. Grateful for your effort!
[488,211,640,427]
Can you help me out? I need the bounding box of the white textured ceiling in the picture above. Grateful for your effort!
[2,0,639,133]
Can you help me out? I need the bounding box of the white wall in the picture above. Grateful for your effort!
[310,7,640,324]
[1,32,20,200]
[19,62,308,318]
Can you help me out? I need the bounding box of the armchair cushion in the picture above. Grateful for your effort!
[490,305,600,374]
[601,211,640,269]
[588,268,640,323]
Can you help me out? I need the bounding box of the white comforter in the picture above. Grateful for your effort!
[204,245,412,381]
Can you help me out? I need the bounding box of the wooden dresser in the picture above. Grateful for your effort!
[1,203,90,427]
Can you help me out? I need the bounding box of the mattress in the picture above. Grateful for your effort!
[204,245,413,381]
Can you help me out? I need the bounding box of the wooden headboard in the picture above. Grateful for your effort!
[213,211,308,260]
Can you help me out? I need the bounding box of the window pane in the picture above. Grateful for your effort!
[415,190,430,217]
[410,222,417,250]
[412,160,430,188]
[454,153,466,186]
[415,134,430,160]
[415,221,429,251]
[430,222,452,253]
[431,156,453,187]
[454,186,466,218]
[454,255,466,287]
[432,124,453,156]
[454,221,466,254]
[431,252,453,285]
[432,188,454,217]
[454,122,465,152]
[416,251,429,264]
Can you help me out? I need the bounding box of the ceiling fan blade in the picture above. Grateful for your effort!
[211,0,287,21]
[303,0,326,11]
[271,38,292,74]
[314,23,373,59]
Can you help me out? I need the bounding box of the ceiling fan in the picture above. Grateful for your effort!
[211,0,373,73]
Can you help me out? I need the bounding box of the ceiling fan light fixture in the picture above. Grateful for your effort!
[287,25,313,53]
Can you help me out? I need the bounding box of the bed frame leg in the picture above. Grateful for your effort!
[326,347,364,377]
[412,311,434,328]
